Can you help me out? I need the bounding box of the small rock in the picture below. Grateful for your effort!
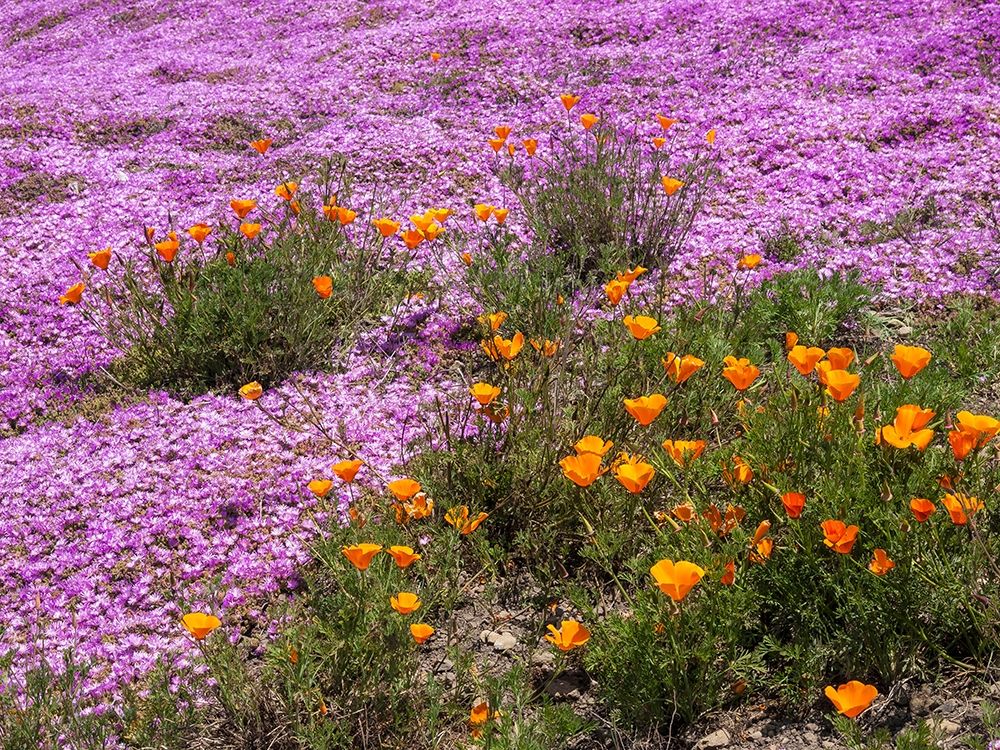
[928,717,962,737]
[802,731,818,745]
[805,723,820,732]
[909,692,938,716]
[696,728,731,749]
[492,632,517,652]
[531,649,555,667]
[480,629,496,644]
[748,730,764,741]
[432,657,453,674]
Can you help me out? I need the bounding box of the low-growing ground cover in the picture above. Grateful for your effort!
[2,1,1000,748]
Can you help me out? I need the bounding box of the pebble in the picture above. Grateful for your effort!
[696,728,731,748]
[492,631,517,652]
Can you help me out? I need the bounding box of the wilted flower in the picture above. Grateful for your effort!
[444,505,488,534]
[650,559,705,602]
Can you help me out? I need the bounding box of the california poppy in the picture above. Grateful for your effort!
[652,136,666,149]
[661,176,684,195]
[522,138,538,155]
[605,278,629,305]
[274,182,298,201]
[956,410,1000,444]
[154,232,179,262]
[391,592,421,614]
[85,247,112,270]
[332,459,363,483]
[722,356,760,391]
[474,203,494,222]
[878,404,935,451]
[488,137,505,153]
[721,559,736,585]
[785,331,799,350]
[461,251,473,266]
[869,548,894,576]
[661,439,706,467]
[624,394,668,426]
[342,543,383,570]
[239,381,263,400]
[493,124,511,141]
[529,338,559,357]
[312,276,333,299]
[386,545,421,568]
[337,207,357,225]
[737,254,762,270]
[560,94,580,111]
[470,382,501,406]
[430,207,453,224]
[444,505,488,534]
[394,492,434,523]
[479,311,507,330]
[188,224,212,244]
[825,369,861,402]
[402,229,425,249]
[787,345,825,375]
[225,251,236,266]
[410,623,434,644]
[909,497,935,523]
[230,199,256,219]
[580,113,599,130]
[493,208,509,224]
[250,139,272,154]
[387,478,421,501]
[574,435,613,457]
[650,559,705,602]
[373,218,400,237]
[781,492,806,519]
[706,129,717,144]
[59,282,85,305]
[825,347,855,370]
[560,452,602,487]
[890,344,931,379]
[722,456,754,486]
[821,519,859,554]
[308,479,333,498]
[430,51,441,61]
[614,453,655,494]
[239,222,261,239]
[825,682,878,718]
[663,352,705,383]
[545,620,590,651]
[948,427,977,460]
[942,493,983,525]
[656,114,679,131]
[490,332,525,360]
[623,314,661,340]
[181,612,221,640]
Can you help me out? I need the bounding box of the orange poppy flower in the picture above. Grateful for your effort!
[737,254,762,270]
[490,332,525,360]
[187,224,212,244]
[890,344,931,379]
[308,479,333,498]
[825,347,855,370]
[390,592,421,614]
[825,682,878,718]
[787,345,825,375]
[461,251,473,266]
[580,113,599,130]
[750,537,774,563]
[656,114,679,130]
[470,382,501,406]
[942,493,983,525]
[181,612,221,640]
[617,265,647,283]
[545,620,590,651]
[878,404,935,451]
[825,369,861,402]
[722,356,760,391]
[239,222,261,239]
[250,138,272,154]
[956,410,1000,444]
[402,229,425,249]
[624,394,668,426]
[429,208,452,224]
[154,232,179,262]
[605,278,629,305]
[821,520,859,554]
[337,207,357,225]
[720,559,735,585]
[239,381,263,400]
[672,502,696,522]
[394,492,434,523]
[488,137,505,153]
[386,545,421,568]
[909,497,935,523]
[373,218,400,237]
[474,203,494,222]
[332,459,363,483]
[623,314,661,340]
[493,125,512,141]
[560,452,602,487]
[661,176,684,195]
[87,247,112,270]
[342,543,383,570]
[785,331,799,350]
[274,182,298,201]
[312,276,333,299]
[703,504,745,536]
[560,93,580,111]
[706,129,717,144]
[430,51,442,61]
[289,200,301,216]
[868,548,894,576]
[650,559,705,602]
[410,623,434,644]
[522,138,538,155]
[493,208,509,224]
[722,456,754,486]
[948,427,977,460]
[225,251,236,266]
[444,505,488,534]
[661,439,706,467]
[662,352,705,383]
[387,478,421,501]
[479,311,507,331]
[781,492,806,519]
[652,136,666,149]
[574,435,613,457]
[614,454,655,494]
[230,199,256,219]
[59,282,85,305]
[529,338,559,357]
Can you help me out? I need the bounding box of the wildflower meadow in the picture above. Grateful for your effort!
[2,1,1000,748]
